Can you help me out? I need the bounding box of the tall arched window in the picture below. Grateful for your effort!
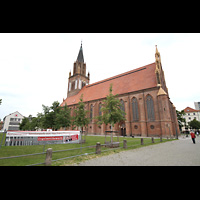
[99,103,102,116]
[90,104,93,122]
[120,99,125,116]
[71,81,75,90]
[132,97,139,121]
[146,95,155,121]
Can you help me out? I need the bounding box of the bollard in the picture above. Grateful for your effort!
[96,142,101,154]
[141,138,144,145]
[123,139,127,149]
[45,148,52,166]
[151,137,154,143]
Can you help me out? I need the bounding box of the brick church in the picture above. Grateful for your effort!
[61,43,180,138]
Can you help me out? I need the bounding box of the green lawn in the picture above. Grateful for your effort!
[0,133,174,166]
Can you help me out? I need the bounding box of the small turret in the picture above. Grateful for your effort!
[155,45,161,86]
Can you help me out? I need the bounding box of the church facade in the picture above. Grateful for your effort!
[61,43,180,138]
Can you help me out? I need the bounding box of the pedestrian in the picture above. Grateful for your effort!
[196,131,199,137]
[190,130,196,144]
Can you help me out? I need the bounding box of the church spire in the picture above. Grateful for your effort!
[67,42,89,98]
[155,45,161,68]
[155,45,161,86]
[77,41,84,63]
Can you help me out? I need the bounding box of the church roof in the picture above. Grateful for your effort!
[61,62,157,106]
[77,42,84,63]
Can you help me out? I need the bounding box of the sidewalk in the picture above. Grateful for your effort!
[74,136,200,166]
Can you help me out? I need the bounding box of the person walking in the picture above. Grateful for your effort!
[190,130,196,144]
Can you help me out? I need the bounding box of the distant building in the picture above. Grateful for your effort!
[3,111,24,131]
[182,107,200,132]
[183,107,200,122]
[194,102,200,110]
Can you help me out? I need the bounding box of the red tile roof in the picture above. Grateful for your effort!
[61,62,157,106]
[184,107,200,113]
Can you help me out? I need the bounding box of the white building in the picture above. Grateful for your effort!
[3,111,24,131]
[182,107,200,132]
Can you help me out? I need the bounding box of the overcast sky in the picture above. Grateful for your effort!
[1,33,200,120]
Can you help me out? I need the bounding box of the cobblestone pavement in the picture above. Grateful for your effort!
[74,136,200,166]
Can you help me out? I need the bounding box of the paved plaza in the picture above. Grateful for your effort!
[74,136,200,166]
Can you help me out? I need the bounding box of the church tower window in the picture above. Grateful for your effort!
[69,82,71,91]
[78,79,82,89]
[75,79,78,89]
[71,81,75,90]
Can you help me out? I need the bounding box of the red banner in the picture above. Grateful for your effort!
[37,136,63,141]
[71,134,78,141]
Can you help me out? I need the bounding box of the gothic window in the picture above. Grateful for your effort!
[132,97,139,121]
[146,95,155,121]
[99,103,102,116]
[71,81,75,90]
[75,79,78,89]
[120,99,125,116]
[69,82,71,91]
[90,104,93,122]
[78,79,82,89]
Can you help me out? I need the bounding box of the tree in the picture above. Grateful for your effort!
[42,101,60,130]
[176,110,186,131]
[55,103,71,130]
[36,112,45,130]
[20,101,72,131]
[0,99,2,105]
[29,117,40,131]
[73,94,90,143]
[20,117,31,130]
[20,115,40,131]
[97,84,126,144]
[188,119,200,131]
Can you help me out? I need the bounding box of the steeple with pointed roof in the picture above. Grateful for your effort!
[77,41,84,63]
[155,45,168,96]
[67,42,90,97]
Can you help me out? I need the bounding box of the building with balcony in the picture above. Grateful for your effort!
[2,111,24,131]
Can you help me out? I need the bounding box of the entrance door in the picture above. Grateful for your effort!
[121,128,126,136]
[120,122,126,136]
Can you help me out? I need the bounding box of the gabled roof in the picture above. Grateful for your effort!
[184,107,200,113]
[3,111,24,121]
[62,62,157,106]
